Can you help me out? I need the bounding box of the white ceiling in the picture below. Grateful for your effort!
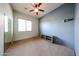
[11,3,63,18]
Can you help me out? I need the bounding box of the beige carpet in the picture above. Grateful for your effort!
[5,37,75,56]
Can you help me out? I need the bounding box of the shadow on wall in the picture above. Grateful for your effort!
[53,36,65,46]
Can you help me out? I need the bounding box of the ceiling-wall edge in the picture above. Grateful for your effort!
[40,3,64,19]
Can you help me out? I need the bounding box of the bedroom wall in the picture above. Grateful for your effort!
[74,4,79,56]
[40,4,75,49]
[13,11,39,41]
[0,4,5,56]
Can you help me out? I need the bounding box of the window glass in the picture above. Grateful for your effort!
[18,19,26,31]
[26,20,32,31]
[18,19,32,32]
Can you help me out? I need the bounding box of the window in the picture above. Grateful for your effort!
[18,19,26,31]
[18,19,32,31]
[5,16,8,32]
[26,20,32,31]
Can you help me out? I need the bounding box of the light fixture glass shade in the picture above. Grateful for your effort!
[34,8,38,12]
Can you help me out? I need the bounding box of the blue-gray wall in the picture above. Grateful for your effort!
[74,4,79,56]
[40,4,75,49]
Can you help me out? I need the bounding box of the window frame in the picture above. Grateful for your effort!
[26,20,32,31]
[18,18,32,32]
[18,19,26,32]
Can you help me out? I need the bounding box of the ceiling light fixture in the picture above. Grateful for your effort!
[34,8,38,12]
[29,3,44,15]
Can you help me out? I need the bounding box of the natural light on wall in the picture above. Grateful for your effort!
[5,16,8,32]
[18,19,32,32]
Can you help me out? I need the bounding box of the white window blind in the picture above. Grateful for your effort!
[18,19,26,31]
[18,19,32,32]
[26,20,32,31]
